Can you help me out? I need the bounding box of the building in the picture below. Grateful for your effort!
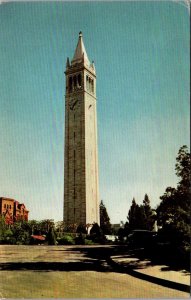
[0,197,29,224]
[64,32,100,227]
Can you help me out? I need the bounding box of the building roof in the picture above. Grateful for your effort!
[31,235,46,241]
[0,197,15,202]
[71,32,90,65]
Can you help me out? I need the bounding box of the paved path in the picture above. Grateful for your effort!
[110,255,190,292]
[0,245,190,298]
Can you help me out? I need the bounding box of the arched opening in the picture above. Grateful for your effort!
[86,75,89,90]
[69,77,72,92]
[89,77,92,92]
[77,73,82,88]
[73,76,77,90]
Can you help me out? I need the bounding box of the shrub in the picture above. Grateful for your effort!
[46,227,57,245]
[84,239,95,245]
[57,234,75,245]
[75,233,85,245]
[76,224,87,234]
[89,223,106,244]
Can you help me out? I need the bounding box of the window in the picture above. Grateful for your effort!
[73,76,77,89]
[86,75,94,93]
[77,74,82,88]
[4,204,6,209]
[69,77,72,92]
[86,75,89,90]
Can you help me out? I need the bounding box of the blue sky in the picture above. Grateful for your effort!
[0,1,189,223]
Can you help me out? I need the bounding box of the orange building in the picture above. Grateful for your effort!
[0,197,29,224]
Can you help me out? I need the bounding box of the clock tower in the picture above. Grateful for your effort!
[64,32,100,228]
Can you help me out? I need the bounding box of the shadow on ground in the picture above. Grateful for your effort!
[63,245,190,272]
[63,245,190,293]
[0,245,189,293]
[0,259,109,272]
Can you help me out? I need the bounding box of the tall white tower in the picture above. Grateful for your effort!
[64,32,99,227]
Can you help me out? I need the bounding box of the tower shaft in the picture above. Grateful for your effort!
[64,33,99,227]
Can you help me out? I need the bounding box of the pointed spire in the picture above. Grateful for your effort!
[91,60,96,71]
[66,57,70,68]
[71,32,90,65]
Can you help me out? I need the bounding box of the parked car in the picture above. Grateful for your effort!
[127,230,158,249]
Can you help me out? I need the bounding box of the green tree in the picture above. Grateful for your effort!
[0,215,7,242]
[11,221,31,245]
[28,220,41,235]
[0,216,14,244]
[55,221,66,235]
[76,224,87,234]
[143,194,153,230]
[126,196,154,233]
[90,223,106,244]
[127,198,137,231]
[127,198,146,230]
[157,146,191,262]
[100,200,112,234]
[46,226,57,245]
[175,145,190,191]
[39,219,54,235]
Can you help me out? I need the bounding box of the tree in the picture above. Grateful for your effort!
[76,224,87,234]
[90,223,102,236]
[39,219,54,235]
[127,198,137,231]
[0,215,14,244]
[127,198,146,231]
[55,221,65,235]
[175,145,190,192]
[11,221,31,245]
[46,226,57,245]
[28,220,41,235]
[89,223,106,244]
[100,200,112,234]
[143,194,153,230]
[157,146,190,225]
[0,215,7,242]
[125,196,154,233]
[157,146,191,263]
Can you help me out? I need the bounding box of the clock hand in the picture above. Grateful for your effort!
[72,100,78,110]
[70,100,77,110]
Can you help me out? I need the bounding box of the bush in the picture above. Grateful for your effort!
[57,234,75,245]
[84,239,95,245]
[12,226,31,245]
[76,224,87,234]
[46,227,57,245]
[75,233,85,245]
[89,223,106,244]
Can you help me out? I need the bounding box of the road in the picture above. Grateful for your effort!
[0,245,189,298]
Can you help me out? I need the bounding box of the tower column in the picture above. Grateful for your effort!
[64,32,100,228]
